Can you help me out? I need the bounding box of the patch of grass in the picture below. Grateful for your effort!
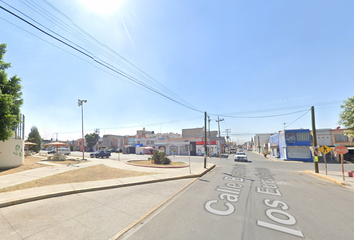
[129,160,188,167]
[0,164,158,193]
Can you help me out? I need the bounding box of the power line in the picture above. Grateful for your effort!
[215,109,310,119]
[0,4,203,113]
[11,0,200,111]
[284,109,311,129]
[209,100,341,117]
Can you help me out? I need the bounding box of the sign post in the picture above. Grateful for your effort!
[188,144,192,174]
[334,146,348,181]
[318,145,332,175]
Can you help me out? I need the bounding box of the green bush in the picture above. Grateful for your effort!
[148,150,171,164]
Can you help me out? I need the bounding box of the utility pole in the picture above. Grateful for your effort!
[311,106,319,173]
[208,116,211,158]
[78,99,87,160]
[225,129,231,144]
[216,116,224,158]
[204,111,207,168]
[258,135,260,153]
[55,133,58,141]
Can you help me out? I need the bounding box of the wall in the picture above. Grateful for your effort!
[330,129,354,146]
[315,129,332,146]
[0,139,24,169]
[182,128,204,138]
[279,129,312,161]
[254,133,273,153]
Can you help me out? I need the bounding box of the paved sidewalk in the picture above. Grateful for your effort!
[0,155,215,208]
[256,151,354,192]
[304,170,354,191]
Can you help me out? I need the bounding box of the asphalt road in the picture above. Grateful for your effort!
[120,151,354,240]
[1,152,353,239]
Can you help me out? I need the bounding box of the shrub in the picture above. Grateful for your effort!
[148,150,171,165]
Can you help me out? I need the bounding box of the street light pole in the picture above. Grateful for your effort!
[78,99,87,160]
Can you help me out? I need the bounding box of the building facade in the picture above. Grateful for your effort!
[279,129,312,162]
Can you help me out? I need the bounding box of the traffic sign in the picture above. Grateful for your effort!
[318,145,332,154]
[335,146,349,155]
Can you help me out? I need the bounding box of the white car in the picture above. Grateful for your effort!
[57,147,71,155]
[234,152,248,162]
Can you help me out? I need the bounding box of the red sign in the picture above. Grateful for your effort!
[335,146,349,155]
[196,141,217,145]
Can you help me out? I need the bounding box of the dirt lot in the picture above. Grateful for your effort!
[0,156,167,193]
[0,156,46,176]
[0,164,157,193]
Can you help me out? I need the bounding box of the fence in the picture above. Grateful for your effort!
[13,114,25,140]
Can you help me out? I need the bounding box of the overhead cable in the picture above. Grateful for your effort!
[0,4,203,113]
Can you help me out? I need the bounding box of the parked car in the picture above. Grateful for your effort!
[90,150,111,158]
[47,149,56,154]
[234,152,248,162]
[107,147,117,153]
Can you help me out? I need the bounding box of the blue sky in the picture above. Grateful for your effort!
[1,0,353,143]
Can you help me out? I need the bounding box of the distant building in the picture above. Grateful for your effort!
[182,127,224,153]
[253,133,273,153]
[182,127,217,138]
[137,127,153,136]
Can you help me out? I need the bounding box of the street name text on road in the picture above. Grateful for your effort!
[255,168,304,238]
[205,165,245,216]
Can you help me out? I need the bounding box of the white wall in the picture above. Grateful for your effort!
[0,139,24,169]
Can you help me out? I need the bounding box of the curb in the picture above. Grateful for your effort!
[304,170,345,186]
[0,164,215,209]
[126,161,189,168]
[109,164,216,239]
[109,178,198,240]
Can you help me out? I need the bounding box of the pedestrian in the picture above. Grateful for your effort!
[263,152,267,158]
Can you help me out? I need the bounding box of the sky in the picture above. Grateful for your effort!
[1,0,353,144]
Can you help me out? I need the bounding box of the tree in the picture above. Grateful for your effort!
[338,96,354,137]
[85,133,99,150]
[0,43,23,141]
[27,126,42,152]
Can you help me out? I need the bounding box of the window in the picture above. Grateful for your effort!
[334,134,348,142]
[297,132,309,142]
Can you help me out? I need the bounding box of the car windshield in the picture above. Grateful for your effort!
[237,153,246,155]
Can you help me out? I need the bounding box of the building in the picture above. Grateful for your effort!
[330,128,354,147]
[137,127,154,136]
[253,133,273,153]
[269,133,280,158]
[330,128,354,162]
[182,127,223,153]
[279,129,312,162]
[314,128,332,146]
[182,127,217,138]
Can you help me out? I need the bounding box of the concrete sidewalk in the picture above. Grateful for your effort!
[0,155,215,208]
[304,169,354,191]
[259,151,354,192]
